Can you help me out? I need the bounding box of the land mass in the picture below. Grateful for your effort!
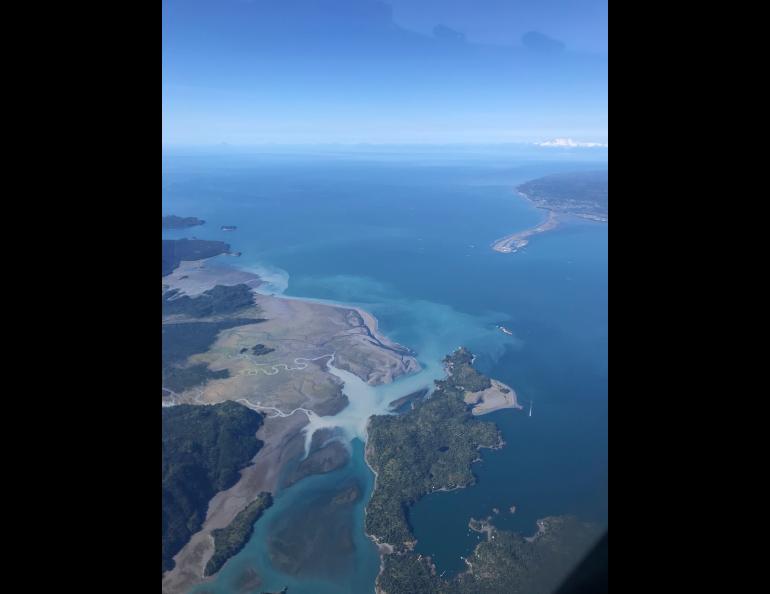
[205,492,273,576]
[366,347,596,594]
[162,261,420,414]
[163,215,205,229]
[161,245,420,593]
[518,170,608,221]
[379,515,601,594]
[365,348,504,549]
[464,378,521,416]
[492,170,608,254]
[163,283,258,318]
[162,401,264,574]
[162,238,233,276]
[491,210,558,254]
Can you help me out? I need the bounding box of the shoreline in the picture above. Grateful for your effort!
[163,259,421,593]
[466,379,523,416]
[363,436,397,594]
[492,183,608,254]
[162,412,308,594]
[266,290,417,363]
[491,206,559,254]
[162,258,422,388]
[362,368,509,594]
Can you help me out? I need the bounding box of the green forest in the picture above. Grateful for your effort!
[162,401,264,574]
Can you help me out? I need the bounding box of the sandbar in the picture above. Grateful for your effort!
[464,379,522,415]
[492,209,559,254]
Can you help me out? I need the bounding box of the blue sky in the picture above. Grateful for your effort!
[162,0,608,145]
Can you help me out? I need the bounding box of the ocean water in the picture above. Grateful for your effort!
[164,146,608,593]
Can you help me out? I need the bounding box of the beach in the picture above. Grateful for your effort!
[464,379,522,415]
[491,209,559,254]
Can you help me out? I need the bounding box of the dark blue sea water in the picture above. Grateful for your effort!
[163,146,608,593]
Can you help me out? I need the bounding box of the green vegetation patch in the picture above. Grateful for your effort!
[161,290,265,393]
[367,347,602,594]
[162,401,264,574]
[162,238,231,276]
[379,517,601,594]
[444,347,492,392]
[205,492,273,576]
[162,363,229,393]
[365,348,500,547]
[250,344,276,356]
[162,318,264,367]
[162,284,257,318]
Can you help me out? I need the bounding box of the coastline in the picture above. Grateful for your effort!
[491,206,559,254]
[162,412,309,594]
[362,355,509,594]
[363,434,508,593]
[466,379,523,416]
[163,259,420,389]
[263,290,419,377]
[362,436,400,556]
[350,305,412,357]
[492,178,608,254]
[162,259,421,593]
[362,435,395,594]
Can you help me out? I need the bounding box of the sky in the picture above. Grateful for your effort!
[162,0,608,145]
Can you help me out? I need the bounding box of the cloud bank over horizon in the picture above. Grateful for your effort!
[536,138,608,148]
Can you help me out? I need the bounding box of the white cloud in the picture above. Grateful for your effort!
[536,137,608,148]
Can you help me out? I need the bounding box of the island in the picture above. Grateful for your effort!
[163,215,205,229]
[205,492,273,576]
[492,170,608,254]
[247,344,276,356]
[365,347,599,594]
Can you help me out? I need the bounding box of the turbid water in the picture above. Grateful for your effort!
[164,146,608,593]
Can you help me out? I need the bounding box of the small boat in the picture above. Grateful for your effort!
[497,325,514,336]
[529,401,533,417]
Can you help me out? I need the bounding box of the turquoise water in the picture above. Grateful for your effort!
[164,147,608,593]
[191,440,381,594]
